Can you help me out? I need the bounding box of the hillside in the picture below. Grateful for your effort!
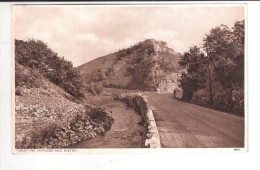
[15,39,85,99]
[15,40,114,149]
[77,39,183,93]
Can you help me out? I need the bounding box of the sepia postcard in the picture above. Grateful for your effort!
[11,4,247,154]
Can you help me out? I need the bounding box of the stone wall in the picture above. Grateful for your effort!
[119,93,161,148]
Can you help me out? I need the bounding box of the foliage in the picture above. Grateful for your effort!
[86,82,104,96]
[179,46,208,101]
[87,107,114,131]
[203,20,244,90]
[117,49,128,60]
[15,62,42,88]
[15,39,85,99]
[179,20,244,115]
[203,20,244,114]
[89,69,107,82]
[116,40,155,61]
[211,90,243,115]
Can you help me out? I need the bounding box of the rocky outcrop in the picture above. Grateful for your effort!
[15,79,113,149]
[78,39,182,93]
[149,70,182,93]
[118,93,161,148]
[174,86,183,99]
[142,39,177,55]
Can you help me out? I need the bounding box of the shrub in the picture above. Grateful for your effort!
[86,83,104,96]
[231,89,244,115]
[15,62,41,88]
[15,39,85,99]
[211,89,244,115]
[87,107,114,131]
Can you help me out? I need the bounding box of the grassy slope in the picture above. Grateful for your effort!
[77,40,182,92]
[77,53,117,74]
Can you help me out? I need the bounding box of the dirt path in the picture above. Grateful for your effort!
[144,93,244,148]
[73,97,143,148]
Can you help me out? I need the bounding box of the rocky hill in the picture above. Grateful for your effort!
[15,62,114,149]
[15,40,114,149]
[77,39,183,93]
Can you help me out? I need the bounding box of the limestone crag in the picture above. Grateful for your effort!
[141,39,177,55]
[78,39,182,93]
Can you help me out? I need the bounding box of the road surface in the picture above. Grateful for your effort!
[144,93,244,148]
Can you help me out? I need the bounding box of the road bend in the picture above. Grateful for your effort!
[143,93,244,148]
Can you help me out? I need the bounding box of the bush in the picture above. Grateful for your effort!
[15,62,41,88]
[86,83,104,96]
[211,90,243,115]
[87,107,114,131]
[15,39,85,99]
[231,89,244,115]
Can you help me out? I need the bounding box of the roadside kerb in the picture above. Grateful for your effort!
[119,93,161,148]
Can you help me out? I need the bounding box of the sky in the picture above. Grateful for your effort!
[13,5,245,67]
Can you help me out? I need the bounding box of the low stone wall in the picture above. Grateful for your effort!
[119,93,161,148]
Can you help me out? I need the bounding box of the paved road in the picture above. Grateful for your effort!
[144,93,245,148]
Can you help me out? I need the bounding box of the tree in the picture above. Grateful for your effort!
[202,20,244,114]
[179,46,208,101]
[178,20,244,114]
[203,21,244,89]
[203,21,244,101]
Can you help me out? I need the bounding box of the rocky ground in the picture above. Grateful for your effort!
[15,66,114,149]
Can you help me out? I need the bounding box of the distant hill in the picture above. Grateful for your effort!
[77,39,183,92]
